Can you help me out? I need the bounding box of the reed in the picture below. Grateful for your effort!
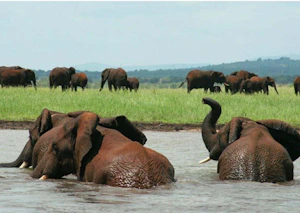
[0,85,299,126]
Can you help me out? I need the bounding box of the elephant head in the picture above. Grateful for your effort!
[24,69,37,90]
[31,112,100,180]
[0,109,72,168]
[265,76,279,94]
[211,71,226,84]
[99,68,111,91]
[200,97,300,165]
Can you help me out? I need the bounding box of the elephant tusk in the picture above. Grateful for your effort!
[199,157,211,164]
[39,175,48,180]
[19,161,29,168]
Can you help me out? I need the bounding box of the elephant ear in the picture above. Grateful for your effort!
[71,112,100,180]
[257,119,300,161]
[102,69,110,81]
[227,117,253,144]
[99,116,147,145]
[37,108,53,136]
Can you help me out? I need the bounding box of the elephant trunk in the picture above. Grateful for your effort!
[273,83,279,95]
[201,97,223,160]
[0,140,32,168]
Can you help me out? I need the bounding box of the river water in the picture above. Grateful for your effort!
[0,130,300,213]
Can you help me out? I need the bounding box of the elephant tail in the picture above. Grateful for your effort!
[179,79,186,88]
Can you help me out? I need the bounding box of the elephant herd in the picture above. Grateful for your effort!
[0,65,140,92]
[179,69,285,95]
[1,98,300,188]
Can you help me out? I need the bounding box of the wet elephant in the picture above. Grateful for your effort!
[70,72,88,91]
[179,70,226,93]
[199,97,300,183]
[229,70,257,80]
[99,68,127,92]
[224,75,242,94]
[30,112,175,189]
[126,77,140,92]
[241,76,279,95]
[294,76,300,95]
[0,109,147,169]
[0,67,37,89]
[49,67,76,91]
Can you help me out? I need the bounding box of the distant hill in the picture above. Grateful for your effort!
[74,62,208,72]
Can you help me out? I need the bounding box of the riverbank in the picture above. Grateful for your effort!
[0,120,219,132]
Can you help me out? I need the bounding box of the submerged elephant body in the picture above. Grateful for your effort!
[179,70,226,93]
[31,112,175,189]
[200,97,300,183]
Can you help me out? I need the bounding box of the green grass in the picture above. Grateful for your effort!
[0,85,299,127]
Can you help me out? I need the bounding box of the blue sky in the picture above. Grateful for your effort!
[1,1,300,70]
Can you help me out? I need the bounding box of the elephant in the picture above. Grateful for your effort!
[179,70,226,93]
[229,70,257,80]
[240,76,279,95]
[70,72,88,91]
[199,97,300,182]
[99,68,128,92]
[224,75,243,94]
[294,76,300,95]
[30,112,175,189]
[0,109,147,169]
[0,67,37,89]
[49,67,76,91]
[126,77,140,92]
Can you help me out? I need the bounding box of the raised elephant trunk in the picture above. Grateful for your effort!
[201,97,222,160]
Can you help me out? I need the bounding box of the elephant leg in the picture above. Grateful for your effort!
[108,82,113,91]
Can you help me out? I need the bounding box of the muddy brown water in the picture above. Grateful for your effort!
[0,130,300,213]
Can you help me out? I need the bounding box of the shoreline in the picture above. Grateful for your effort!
[0,120,223,132]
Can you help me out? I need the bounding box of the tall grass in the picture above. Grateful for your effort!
[0,85,299,126]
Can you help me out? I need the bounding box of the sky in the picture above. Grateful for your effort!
[1,1,300,70]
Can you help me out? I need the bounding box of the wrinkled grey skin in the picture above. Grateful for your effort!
[201,97,300,182]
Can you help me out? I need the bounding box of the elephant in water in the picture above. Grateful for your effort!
[199,97,300,183]
[99,68,127,92]
[49,67,76,91]
[0,109,147,169]
[179,70,226,93]
[30,112,175,189]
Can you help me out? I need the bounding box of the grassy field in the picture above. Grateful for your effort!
[0,85,299,127]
